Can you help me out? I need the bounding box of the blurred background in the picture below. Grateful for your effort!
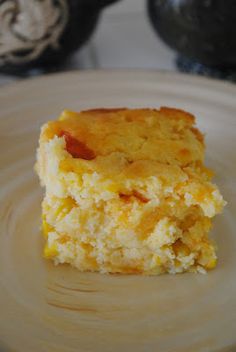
[0,0,235,86]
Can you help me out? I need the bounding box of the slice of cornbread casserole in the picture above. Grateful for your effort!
[36,107,225,274]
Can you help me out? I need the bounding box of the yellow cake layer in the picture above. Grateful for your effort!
[36,108,225,274]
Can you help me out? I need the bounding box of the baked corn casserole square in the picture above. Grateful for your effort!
[36,107,225,274]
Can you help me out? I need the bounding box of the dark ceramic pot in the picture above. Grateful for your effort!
[0,0,120,75]
[147,0,236,69]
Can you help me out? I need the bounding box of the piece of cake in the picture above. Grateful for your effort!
[36,107,225,274]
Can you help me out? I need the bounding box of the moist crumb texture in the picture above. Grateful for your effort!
[36,107,226,275]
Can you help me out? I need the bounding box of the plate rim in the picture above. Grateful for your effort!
[1,68,236,98]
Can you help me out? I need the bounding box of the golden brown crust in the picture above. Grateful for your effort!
[41,107,204,168]
[81,108,127,114]
[190,127,205,144]
[82,107,195,123]
[159,107,195,124]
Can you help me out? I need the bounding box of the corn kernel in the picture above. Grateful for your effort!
[205,258,217,269]
[42,219,53,239]
[44,244,58,258]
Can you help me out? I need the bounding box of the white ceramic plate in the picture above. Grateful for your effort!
[0,70,235,352]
